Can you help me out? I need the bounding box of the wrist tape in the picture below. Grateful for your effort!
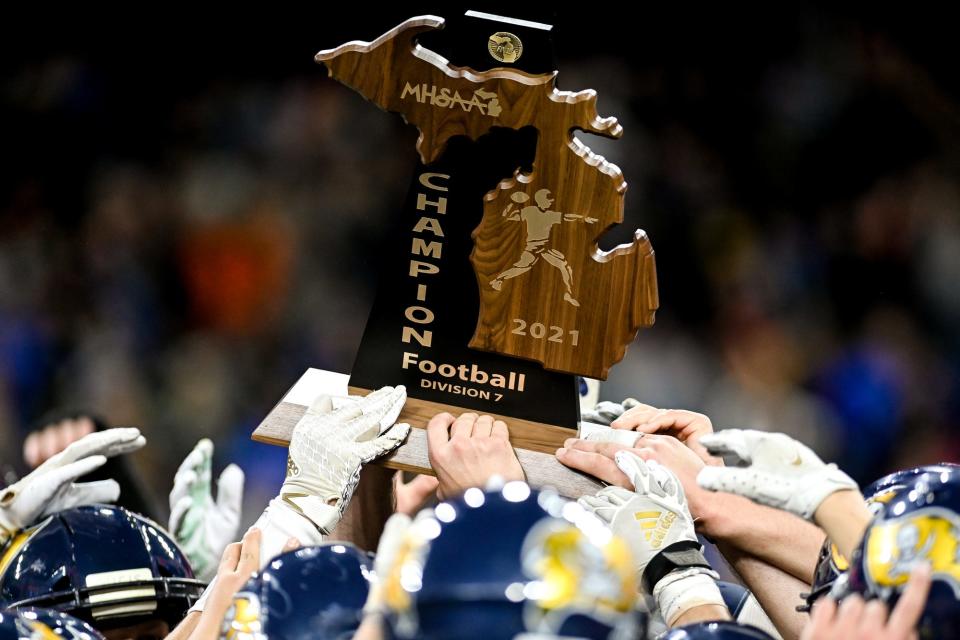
[654,567,724,626]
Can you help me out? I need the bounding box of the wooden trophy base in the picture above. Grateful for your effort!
[251,368,603,498]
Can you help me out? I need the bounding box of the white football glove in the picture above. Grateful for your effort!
[279,385,410,534]
[579,451,723,626]
[168,438,244,581]
[580,399,640,426]
[578,452,698,580]
[189,388,410,614]
[0,428,145,545]
[696,429,858,520]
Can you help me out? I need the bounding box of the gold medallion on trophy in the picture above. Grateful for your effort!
[488,31,523,63]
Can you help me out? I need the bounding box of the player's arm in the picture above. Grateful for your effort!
[716,541,813,640]
[502,203,520,220]
[811,491,874,561]
[605,405,829,579]
[185,528,268,640]
[359,511,416,639]
[698,490,824,583]
[353,617,384,640]
[557,433,822,582]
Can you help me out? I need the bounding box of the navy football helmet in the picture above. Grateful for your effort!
[0,608,105,640]
[0,505,204,632]
[660,621,775,639]
[862,464,960,503]
[219,542,373,640]
[847,465,960,637]
[382,482,644,640]
[802,463,960,612]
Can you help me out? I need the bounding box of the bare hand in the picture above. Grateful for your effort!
[801,563,931,640]
[555,439,632,488]
[393,471,439,515]
[204,528,263,615]
[611,404,719,465]
[23,416,97,469]
[557,434,714,524]
[426,412,524,500]
[191,530,299,640]
[208,532,299,611]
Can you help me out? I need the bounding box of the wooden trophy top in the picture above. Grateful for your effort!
[317,16,658,380]
[252,14,655,500]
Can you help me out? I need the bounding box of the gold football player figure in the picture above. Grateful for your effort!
[489,189,598,307]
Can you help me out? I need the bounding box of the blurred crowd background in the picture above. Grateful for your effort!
[2,5,959,520]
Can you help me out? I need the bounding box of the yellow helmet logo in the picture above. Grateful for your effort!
[24,621,60,640]
[829,542,850,572]
[379,502,638,638]
[866,488,901,518]
[381,519,432,638]
[383,530,428,613]
[870,489,900,506]
[521,518,636,630]
[221,594,263,640]
[866,506,960,596]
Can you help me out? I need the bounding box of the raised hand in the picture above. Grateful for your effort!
[168,438,244,581]
[1,428,145,545]
[697,429,857,521]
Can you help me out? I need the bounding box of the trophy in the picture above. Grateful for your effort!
[252,11,658,502]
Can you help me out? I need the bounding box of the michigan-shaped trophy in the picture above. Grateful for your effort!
[253,11,658,497]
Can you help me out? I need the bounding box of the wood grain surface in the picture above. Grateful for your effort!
[316,16,658,380]
[251,378,604,499]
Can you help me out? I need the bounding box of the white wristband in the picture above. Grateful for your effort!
[653,567,724,627]
[188,580,213,613]
[187,497,327,614]
[255,497,327,563]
